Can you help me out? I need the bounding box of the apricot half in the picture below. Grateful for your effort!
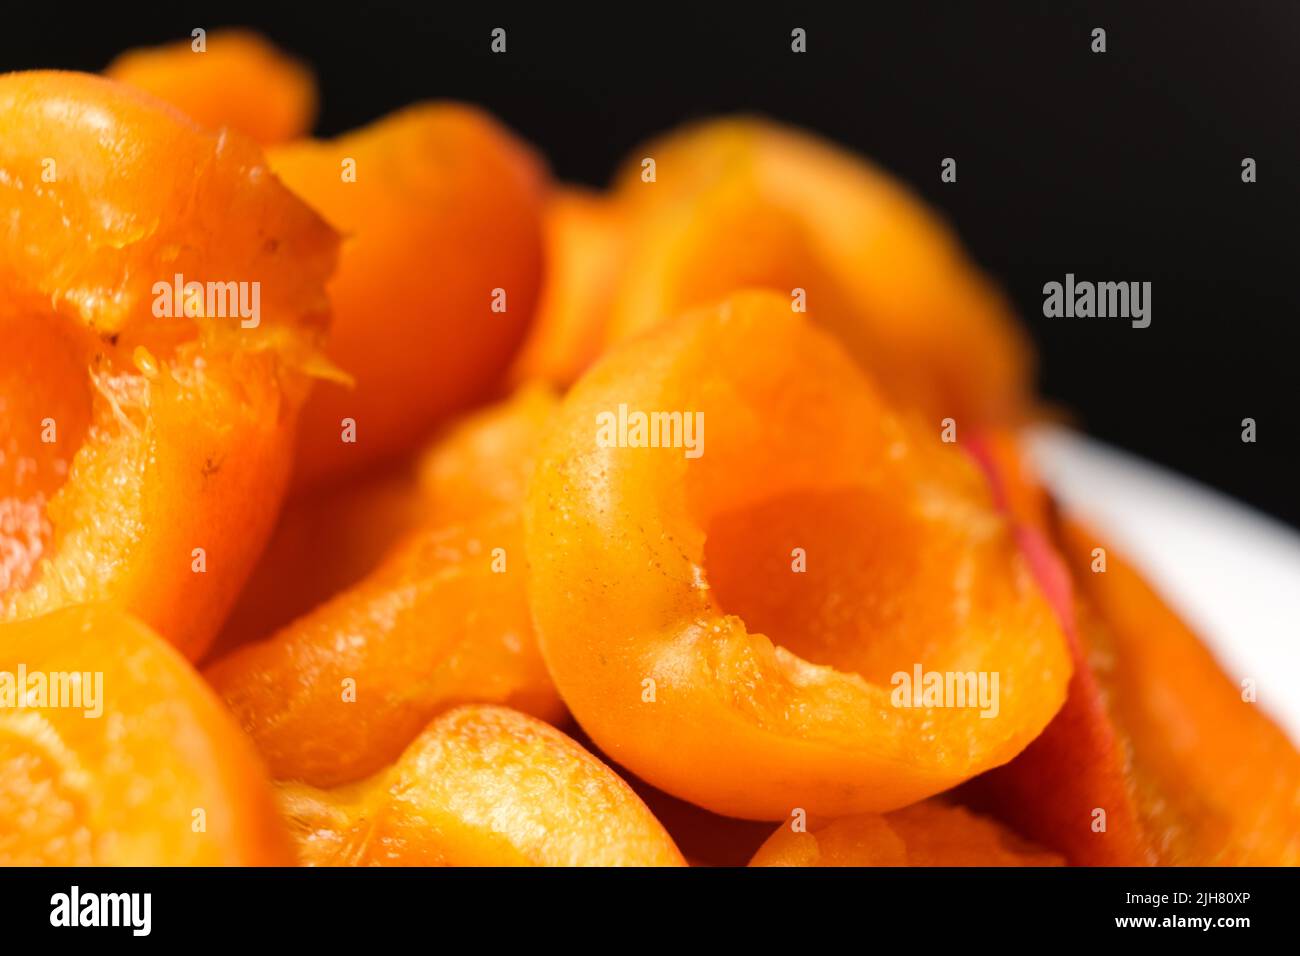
[525,291,1070,819]
[1059,520,1300,865]
[608,117,1033,428]
[0,605,292,865]
[0,71,338,659]
[750,801,1062,867]
[105,29,317,145]
[205,387,563,786]
[270,104,547,487]
[964,436,1300,865]
[276,705,685,866]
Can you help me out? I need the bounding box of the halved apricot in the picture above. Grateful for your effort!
[1060,520,1300,864]
[525,291,1070,819]
[508,186,627,387]
[204,387,563,786]
[105,29,317,145]
[965,436,1300,864]
[276,705,685,866]
[0,71,338,659]
[270,104,547,487]
[0,605,292,865]
[607,117,1033,428]
[750,800,1063,867]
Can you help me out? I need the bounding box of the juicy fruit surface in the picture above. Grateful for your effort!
[206,516,563,786]
[525,291,1071,819]
[750,801,1063,867]
[0,72,336,349]
[271,103,547,487]
[609,117,1033,428]
[277,706,686,866]
[205,387,564,786]
[106,29,317,145]
[206,463,430,661]
[0,605,292,865]
[5,57,1285,871]
[0,71,338,658]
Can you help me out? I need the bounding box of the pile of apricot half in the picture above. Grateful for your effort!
[1,34,1295,867]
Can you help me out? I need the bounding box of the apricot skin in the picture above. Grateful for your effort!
[750,801,1063,867]
[964,435,1300,865]
[1055,519,1300,865]
[271,104,547,488]
[105,29,317,145]
[608,117,1033,428]
[525,291,1070,820]
[0,606,293,865]
[508,187,627,387]
[276,706,686,866]
[0,71,338,660]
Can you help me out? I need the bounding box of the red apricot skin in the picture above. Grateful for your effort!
[963,431,1300,865]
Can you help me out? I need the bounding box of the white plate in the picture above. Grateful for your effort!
[1028,425,1300,743]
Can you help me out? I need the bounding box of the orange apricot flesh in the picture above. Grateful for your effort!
[270,104,547,488]
[210,381,560,663]
[0,71,338,660]
[750,801,1063,867]
[204,387,564,786]
[204,461,429,663]
[276,705,685,866]
[105,29,317,145]
[0,605,292,865]
[525,291,1071,819]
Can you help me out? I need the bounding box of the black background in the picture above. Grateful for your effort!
[4,2,1297,526]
